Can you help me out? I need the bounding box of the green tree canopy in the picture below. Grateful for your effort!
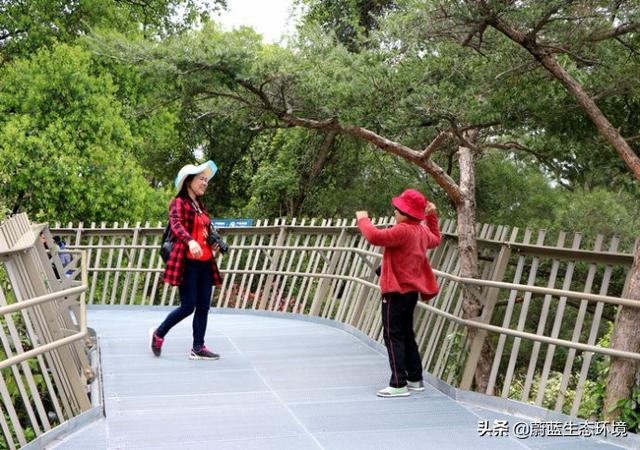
[0,44,168,223]
[0,0,227,63]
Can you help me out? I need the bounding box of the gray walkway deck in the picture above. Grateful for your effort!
[47,308,631,450]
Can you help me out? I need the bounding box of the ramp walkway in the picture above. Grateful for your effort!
[47,308,629,450]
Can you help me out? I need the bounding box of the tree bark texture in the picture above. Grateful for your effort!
[604,241,640,420]
[291,131,337,216]
[457,144,494,393]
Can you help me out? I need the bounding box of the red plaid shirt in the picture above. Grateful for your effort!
[163,197,223,286]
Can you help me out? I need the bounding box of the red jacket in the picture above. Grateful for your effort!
[358,214,441,300]
[163,197,222,286]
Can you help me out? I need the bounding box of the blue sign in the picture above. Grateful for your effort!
[211,219,254,228]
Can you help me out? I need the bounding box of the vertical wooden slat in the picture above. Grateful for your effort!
[321,221,353,319]
[338,221,367,324]
[249,219,273,310]
[535,232,583,406]
[253,219,279,310]
[501,230,546,397]
[83,223,95,304]
[220,232,242,308]
[0,374,26,447]
[238,219,263,309]
[120,222,140,305]
[258,220,288,310]
[240,219,267,310]
[0,399,18,450]
[88,222,104,305]
[309,221,344,317]
[283,219,314,312]
[486,227,526,395]
[0,321,44,436]
[280,219,305,313]
[299,219,330,313]
[129,222,149,305]
[110,222,129,305]
[420,236,460,367]
[427,255,462,373]
[167,284,178,307]
[146,222,164,306]
[100,223,117,305]
[357,217,388,335]
[554,235,604,412]
[521,232,566,401]
[571,236,619,415]
[225,232,248,308]
[267,219,298,312]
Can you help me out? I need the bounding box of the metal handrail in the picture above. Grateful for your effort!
[416,302,640,361]
[432,270,639,308]
[81,263,638,307]
[55,222,636,265]
[218,267,640,360]
[68,238,637,307]
[0,251,88,371]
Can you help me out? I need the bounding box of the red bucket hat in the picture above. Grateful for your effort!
[392,189,427,221]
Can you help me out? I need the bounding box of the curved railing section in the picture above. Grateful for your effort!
[0,214,92,450]
[0,214,637,447]
[51,218,637,415]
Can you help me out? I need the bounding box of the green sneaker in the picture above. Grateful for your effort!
[407,380,425,391]
[377,386,410,398]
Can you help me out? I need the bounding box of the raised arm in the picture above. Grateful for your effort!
[423,213,441,248]
[357,217,408,247]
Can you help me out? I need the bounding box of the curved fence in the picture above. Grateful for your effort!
[0,214,92,450]
[0,214,637,447]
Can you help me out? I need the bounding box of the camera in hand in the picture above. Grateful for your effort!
[207,224,229,254]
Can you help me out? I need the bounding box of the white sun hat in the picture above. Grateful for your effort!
[174,160,218,192]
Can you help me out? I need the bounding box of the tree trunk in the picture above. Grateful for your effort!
[604,241,640,420]
[456,143,494,393]
[291,131,337,216]
[535,54,640,180]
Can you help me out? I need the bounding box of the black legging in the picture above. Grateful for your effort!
[156,259,213,349]
[381,291,423,388]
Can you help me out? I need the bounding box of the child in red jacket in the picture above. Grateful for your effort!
[356,189,441,397]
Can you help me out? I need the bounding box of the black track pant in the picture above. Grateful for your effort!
[381,291,423,388]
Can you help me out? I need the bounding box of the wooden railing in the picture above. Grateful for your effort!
[0,215,637,447]
[51,218,637,413]
[0,214,92,450]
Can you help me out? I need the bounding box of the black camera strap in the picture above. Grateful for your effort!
[190,200,203,216]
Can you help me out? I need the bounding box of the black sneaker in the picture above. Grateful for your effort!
[189,345,220,360]
[150,328,164,357]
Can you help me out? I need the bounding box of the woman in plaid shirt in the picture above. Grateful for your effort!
[151,161,223,360]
